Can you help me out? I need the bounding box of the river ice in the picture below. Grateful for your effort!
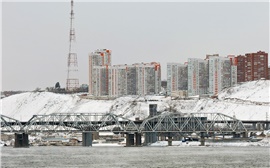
[1,146,269,168]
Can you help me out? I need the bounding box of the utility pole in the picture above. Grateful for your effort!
[66,0,79,91]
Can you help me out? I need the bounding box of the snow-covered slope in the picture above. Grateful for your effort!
[218,80,269,103]
[1,80,269,121]
[192,98,269,120]
[1,92,114,121]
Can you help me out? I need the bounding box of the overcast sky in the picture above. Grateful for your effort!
[2,1,269,91]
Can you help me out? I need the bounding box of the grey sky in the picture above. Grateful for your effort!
[2,1,269,91]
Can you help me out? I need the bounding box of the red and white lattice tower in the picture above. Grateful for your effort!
[66,0,79,91]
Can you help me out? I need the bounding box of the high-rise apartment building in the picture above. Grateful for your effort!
[91,65,109,96]
[134,62,161,96]
[208,55,232,95]
[126,65,137,95]
[89,49,161,97]
[89,49,111,95]
[235,55,246,83]
[227,55,238,86]
[187,58,209,96]
[235,51,268,82]
[187,55,237,96]
[245,51,268,81]
[167,63,188,95]
[108,65,127,97]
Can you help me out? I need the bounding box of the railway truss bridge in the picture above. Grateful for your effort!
[1,112,269,147]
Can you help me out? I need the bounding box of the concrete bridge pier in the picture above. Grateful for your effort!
[14,133,29,148]
[82,132,92,147]
[257,123,262,131]
[126,133,134,147]
[252,123,257,130]
[200,132,205,146]
[262,123,269,130]
[265,123,270,130]
[135,133,142,146]
[168,135,172,146]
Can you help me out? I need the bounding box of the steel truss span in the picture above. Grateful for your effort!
[1,112,247,133]
[0,114,23,132]
[140,112,247,133]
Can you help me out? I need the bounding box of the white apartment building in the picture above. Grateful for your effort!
[134,62,161,96]
[89,49,111,95]
[89,49,161,97]
[187,58,209,96]
[227,55,238,86]
[208,56,232,95]
[167,63,188,95]
[108,65,128,97]
[91,66,109,96]
[187,55,237,97]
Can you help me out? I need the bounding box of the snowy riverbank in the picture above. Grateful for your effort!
[1,80,269,122]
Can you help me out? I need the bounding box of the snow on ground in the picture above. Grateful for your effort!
[92,143,123,147]
[1,92,114,121]
[1,80,269,121]
[192,98,269,120]
[218,80,270,103]
[150,137,270,147]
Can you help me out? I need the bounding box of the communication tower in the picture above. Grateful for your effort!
[66,0,79,91]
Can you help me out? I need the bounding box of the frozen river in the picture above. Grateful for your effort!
[1,146,269,168]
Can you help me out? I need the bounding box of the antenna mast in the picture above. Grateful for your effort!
[66,0,79,91]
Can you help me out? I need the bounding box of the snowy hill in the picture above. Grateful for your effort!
[218,80,270,103]
[1,80,269,121]
[1,92,114,121]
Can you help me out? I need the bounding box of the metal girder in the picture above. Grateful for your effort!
[0,114,23,132]
[20,113,139,133]
[139,112,247,133]
[1,112,247,133]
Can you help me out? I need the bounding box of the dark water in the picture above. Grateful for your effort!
[1,146,269,168]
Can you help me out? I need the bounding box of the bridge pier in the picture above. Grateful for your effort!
[126,133,134,147]
[200,132,205,146]
[257,123,262,131]
[265,123,269,130]
[135,133,142,146]
[252,123,257,130]
[168,135,172,146]
[14,133,29,148]
[82,132,92,147]
[262,123,269,130]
